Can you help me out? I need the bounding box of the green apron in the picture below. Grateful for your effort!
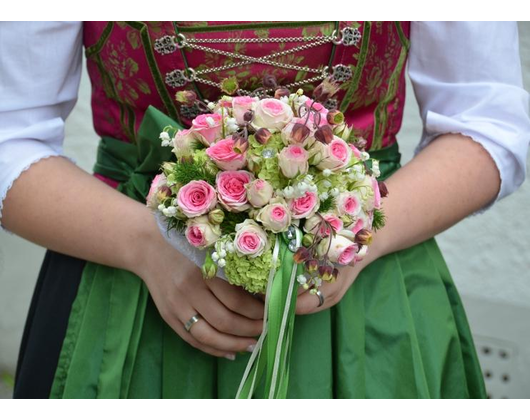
[50,106,487,399]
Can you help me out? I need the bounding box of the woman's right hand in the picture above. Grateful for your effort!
[135,239,265,361]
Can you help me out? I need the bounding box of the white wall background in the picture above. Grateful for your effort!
[1,22,529,398]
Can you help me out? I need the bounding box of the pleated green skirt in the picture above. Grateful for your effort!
[48,132,487,398]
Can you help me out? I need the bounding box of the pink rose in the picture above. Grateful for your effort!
[304,99,329,127]
[372,178,382,209]
[232,96,258,125]
[252,98,294,132]
[289,191,319,219]
[146,174,170,209]
[337,192,361,217]
[278,145,309,178]
[316,137,352,171]
[357,175,379,211]
[318,234,359,265]
[216,170,254,212]
[303,213,343,236]
[257,200,291,233]
[350,143,362,159]
[185,216,221,249]
[192,113,223,145]
[206,138,247,171]
[246,179,274,208]
[348,209,371,234]
[234,219,269,257]
[176,180,217,218]
[172,129,197,158]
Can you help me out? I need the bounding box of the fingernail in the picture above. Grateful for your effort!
[224,353,236,361]
[246,344,256,353]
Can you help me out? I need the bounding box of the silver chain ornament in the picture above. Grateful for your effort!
[154,26,361,92]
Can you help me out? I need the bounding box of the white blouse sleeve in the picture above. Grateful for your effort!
[0,21,83,224]
[408,21,530,216]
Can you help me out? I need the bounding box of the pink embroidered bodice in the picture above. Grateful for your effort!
[83,21,410,156]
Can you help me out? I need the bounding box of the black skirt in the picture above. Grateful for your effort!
[14,250,85,398]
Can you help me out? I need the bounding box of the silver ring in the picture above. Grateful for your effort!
[184,314,201,332]
[315,289,325,308]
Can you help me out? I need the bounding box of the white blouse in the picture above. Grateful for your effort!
[1,21,529,226]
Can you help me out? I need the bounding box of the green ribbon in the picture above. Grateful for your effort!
[93,105,183,203]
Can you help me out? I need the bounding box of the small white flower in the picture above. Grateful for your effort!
[207,101,215,110]
[158,204,165,211]
[160,131,172,147]
[280,96,289,104]
[297,274,308,285]
[322,180,332,189]
[162,206,177,217]
[218,258,226,268]
[323,169,332,177]
[226,242,235,253]
[211,252,219,262]
[283,186,295,199]
[360,151,370,161]
[296,89,304,96]
[304,174,314,183]
[330,188,340,197]
[219,249,227,258]
[319,192,329,201]
[308,184,318,193]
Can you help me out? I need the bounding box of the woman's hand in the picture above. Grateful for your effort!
[134,239,265,361]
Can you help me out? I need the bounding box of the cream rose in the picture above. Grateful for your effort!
[257,200,291,233]
[185,216,221,249]
[251,98,294,132]
[233,219,269,257]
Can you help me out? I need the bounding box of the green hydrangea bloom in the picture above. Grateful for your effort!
[247,134,288,190]
[223,245,280,294]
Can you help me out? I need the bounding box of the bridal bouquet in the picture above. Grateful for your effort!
[147,77,387,398]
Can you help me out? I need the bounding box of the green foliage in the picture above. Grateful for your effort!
[220,211,248,235]
[372,208,386,232]
[318,196,336,213]
[166,216,186,234]
[172,157,216,186]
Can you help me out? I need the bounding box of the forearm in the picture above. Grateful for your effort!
[1,156,165,275]
[367,133,501,262]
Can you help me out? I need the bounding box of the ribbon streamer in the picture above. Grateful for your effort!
[236,228,302,399]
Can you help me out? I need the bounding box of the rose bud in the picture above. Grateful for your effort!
[243,110,254,123]
[332,267,340,282]
[208,208,225,225]
[262,74,278,89]
[327,110,345,126]
[220,76,239,95]
[293,247,311,264]
[378,181,389,198]
[255,127,272,145]
[246,179,274,207]
[302,233,314,247]
[313,78,340,103]
[305,259,319,273]
[318,265,334,282]
[354,137,368,150]
[355,228,373,246]
[274,87,290,99]
[202,259,217,279]
[233,136,249,154]
[179,155,194,164]
[291,123,311,144]
[315,125,334,144]
[175,90,197,105]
